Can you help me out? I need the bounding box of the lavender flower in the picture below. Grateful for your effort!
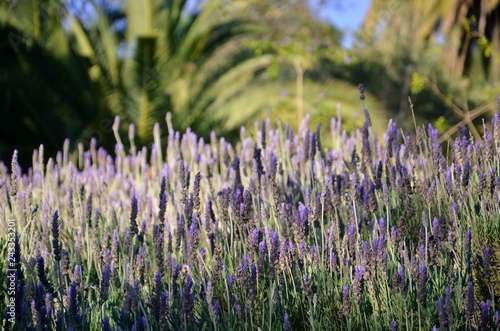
[249,229,261,251]
[241,189,252,224]
[249,263,257,300]
[292,204,309,242]
[100,266,111,303]
[10,150,18,197]
[254,143,264,179]
[188,221,198,260]
[235,304,242,320]
[158,176,167,224]
[269,230,280,268]
[67,281,80,328]
[261,120,266,150]
[478,171,486,196]
[480,300,491,331]
[37,257,55,294]
[315,124,322,153]
[111,229,119,266]
[304,128,311,161]
[303,275,313,299]
[489,168,497,194]
[493,112,500,144]
[362,121,372,171]
[51,211,62,261]
[232,157,241,190]
[102,316,111,331]
[467,282,475,318]
[180,160,190,204]
[258,242,267,277]
[445,287,453,325]
[73,265,82,288]
[417,263,427,303]
[353,265,364,303]
[392,265,406,295]
[462,157,471,187]
[390,321,397,331]
[236,256,249,288]
[181,275,195,325]
[192,172,201,213]
[136,316,147,331]
[151,272,164,324]
[311,131,318,160]
[284,312,291,331]
[228,274,236,302]
[438,296,448,331]
[348,224,356,257]
[86,193,93,227]
[484,247,491,284]
[427,124,442,171]
[175,213,184,252]
[341,284,349,317]
[210,299,221,327]
[130,195,139,236]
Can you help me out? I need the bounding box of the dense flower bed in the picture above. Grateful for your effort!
[1,108,500,330]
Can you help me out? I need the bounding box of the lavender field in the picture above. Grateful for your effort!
[2,107,500,330]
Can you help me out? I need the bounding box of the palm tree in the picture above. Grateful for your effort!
[354,0,500,136]
[68,0,276,144]
[0,0,105,167]
[212,0,388,134]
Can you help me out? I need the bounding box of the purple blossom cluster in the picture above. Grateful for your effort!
[1,108,500,330]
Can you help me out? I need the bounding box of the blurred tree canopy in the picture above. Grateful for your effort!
[333,0,500,141]
[0,0,381,168]
[1,0,499,168]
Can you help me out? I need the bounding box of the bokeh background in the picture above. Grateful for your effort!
[2,0,500,168]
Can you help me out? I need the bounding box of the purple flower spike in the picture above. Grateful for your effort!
[354,265,364,303]
[341,284,349,317]
[130,196,139,236]
[249,229,261,250]
[417,263,427,303]
[484,247,491,284]
[270,230,280,267]
[480,300,491,331]
[102,316,111,331]
[100,266,111,303]
[67,281,79,327]
[303,275,313,298]
[284,312,291,331]
[249,263,257,299]
[467,282,475,318]
[390,321,397,331]
[37,257,55,294]
[236,256,249,289]
[181,275,195,325]
[438,296,448,331]
[158,176,167,222]
[258,242,267,277]
[493,112,500,144]
[51,211,61,261]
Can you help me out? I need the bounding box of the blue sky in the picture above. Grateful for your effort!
[70,0,372,49]
[314,0,372,48]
